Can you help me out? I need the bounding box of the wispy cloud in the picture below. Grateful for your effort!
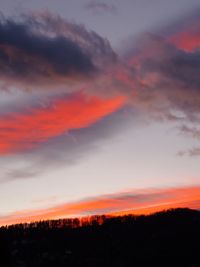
[1,185,200,226]
[85,1,117,15]
[179,125,200,139]
[178,147,200,157]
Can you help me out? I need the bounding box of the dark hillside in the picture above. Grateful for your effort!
[1,208,200,267]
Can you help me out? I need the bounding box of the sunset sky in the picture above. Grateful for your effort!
[0,0,200,226]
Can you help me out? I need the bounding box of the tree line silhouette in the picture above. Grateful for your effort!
[1,208,200,266]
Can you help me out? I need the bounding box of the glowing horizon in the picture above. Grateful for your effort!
[1,185,200,226]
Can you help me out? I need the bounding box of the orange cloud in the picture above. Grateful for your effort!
[0,93,126,154]
[1,185,200,226]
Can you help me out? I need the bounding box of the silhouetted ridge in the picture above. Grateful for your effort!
[1,208,200,266]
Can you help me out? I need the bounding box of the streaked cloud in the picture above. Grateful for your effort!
[0,104,133,183]
[0,92,125,154]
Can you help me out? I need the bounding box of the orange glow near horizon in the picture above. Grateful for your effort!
[0,93,126,154]
[1,185,200,226]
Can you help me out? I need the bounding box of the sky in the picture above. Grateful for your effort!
[0,0,200,226]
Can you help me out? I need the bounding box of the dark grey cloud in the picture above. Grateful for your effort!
[0,12,117,90]
[0,16,94,80]
[31,11,117,66]
[160,8,200,38]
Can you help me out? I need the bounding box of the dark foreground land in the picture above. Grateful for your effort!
[1,208,200,267]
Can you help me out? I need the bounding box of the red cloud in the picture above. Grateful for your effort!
[0,93,126,154]
[168,21,200,52]
[1,185,200,226]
